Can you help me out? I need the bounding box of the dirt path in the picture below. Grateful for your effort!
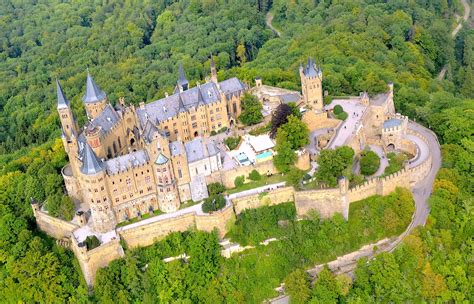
[266,12,281,37]
[437,0,471,80]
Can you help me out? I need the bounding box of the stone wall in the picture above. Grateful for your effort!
[118,213,196,248]
[32,205,79,239]
[302,111,339,131]
[294,186,348,219]
[232,186,295,214]
[217,160,278,188]
[195,204,236,237]
[70,235,124,287]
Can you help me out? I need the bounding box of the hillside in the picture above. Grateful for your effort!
[0,0,472,302]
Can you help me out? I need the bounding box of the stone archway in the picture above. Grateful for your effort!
[194,131,199,137]
[387,143,395,151]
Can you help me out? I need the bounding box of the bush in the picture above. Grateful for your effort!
[207,182,226,196]
[249,123,271,135]
[202,194,226,213]
[224,136,241,150]
[239,93,263,125]
[286,167,305,189]
[333,104,343,114]
[335,111,348,120]
[360,150,381,176]
[384,152,407,176]
[248,169,261,181]
[85,235,100,250]
[234,175,245,187]
[45,194,75,221]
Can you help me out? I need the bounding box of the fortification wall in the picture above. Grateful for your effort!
[294,188,348,219]
[118,213,196,248]
[302,111,338,131]
[232,187,295,214]
[33,207,79,239]
[219,160,277,188]
[71,236,124,287]
[347,178,379,202]
[195,204,235,237]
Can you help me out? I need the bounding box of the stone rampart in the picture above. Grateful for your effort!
[32,207,79,239]
[70,235,124,287]
[118,213,196,248]
[294,187,348,219]
[232,186,295,214]
[195,204,235,237]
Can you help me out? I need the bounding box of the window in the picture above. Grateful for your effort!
[174,129,178,134]
[147,186,152,191]
[113,189,118,194]
[192,122,198,128]
[211,116,215,122]
[195,168,198,174]
[139,190,143,194]
[210,110,214,114]
[191,115,196,121]
[126,178,131,186]
[216,108,220,112]
[178,169,182,178]
[145,176,151,183]
[115,198,119,203]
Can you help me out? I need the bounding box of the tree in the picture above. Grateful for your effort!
[248,169,261,181]
[285,167,304,189]
[284,269,311,304]
[359,150,381,176]
[239,93,263,125]
[273,131,296,173]
[316,146,354,186]
[234,176,245,188]
[270,104,293,138]
[45,194,75,221]
[278,115,309,150]
[202,194,226,213]
[207,182,225,196]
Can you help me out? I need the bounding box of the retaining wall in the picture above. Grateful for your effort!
[32,206,79,239]
[232,186,295,214]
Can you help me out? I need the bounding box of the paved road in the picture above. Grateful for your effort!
[305,121,441,277]
[437,0,471,80]
[266,12,281,37]
[368,145,389,177]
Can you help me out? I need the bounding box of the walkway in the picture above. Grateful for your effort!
[325,99,367,149]
[266,12,281,37]
[368,145,389,177]
[437,0,471,80]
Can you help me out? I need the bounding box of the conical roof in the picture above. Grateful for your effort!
[177,93,187,113]
[155,152,169,165]
[56,79,70,109]
[82,70,107,104]
[177,63,188,87]
[80,142,104,175]
[303,57,321,78]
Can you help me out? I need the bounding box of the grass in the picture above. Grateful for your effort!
[224,136,241,150]
[180,200,201,209]
[116,209,164,228]
[383,152,408,176]
[227,174,286,194]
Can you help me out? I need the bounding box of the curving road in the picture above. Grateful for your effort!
[266,12,281,37]
[437,0,471,80]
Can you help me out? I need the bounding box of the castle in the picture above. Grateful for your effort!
[58,57,322,233]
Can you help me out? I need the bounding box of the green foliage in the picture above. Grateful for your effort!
[333,105,343,115]
[273,133,296,173]
[227,202,296,245]
[284,269,311,304]
[285,167,305,189]
[234,175,245,188]
[207,182,225,196]
[85,235,101,250]
[44,194,75,221]
[316,146,355,186]
[384,152,407,176]
[360,150,381,176]
[248,169,262,181]
[202,194,226,213]
[249,123,271,135]
[335,111,348,121]
[224,136,241,150]
[239,93,264,125]
[278,115,309,150]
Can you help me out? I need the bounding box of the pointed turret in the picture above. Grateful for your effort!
[177,93,186,113]
[303,58,321,78]
[210,53,218,83]
[82,70,107,104]
[81,142,104,175]
[56,79,70,109]
[177,64,189,92]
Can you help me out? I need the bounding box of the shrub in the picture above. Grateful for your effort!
[202,194,226,213]
[234,175,245,187]
[210,130,217,136]
[333,104,343,114]
[224,136,241,150]
[335,111,348,121]
[248,169,261,181]
[360,150,381,176]
[85,235,100,250]
[207,182,226,196]
[286,167,305,189]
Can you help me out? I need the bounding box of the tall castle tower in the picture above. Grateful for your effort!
[79,143,116,232]
[300,58,323,112]
[82,70,107,120]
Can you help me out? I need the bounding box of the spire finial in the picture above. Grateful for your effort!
[82,69,107,104]
[56,78,70,109]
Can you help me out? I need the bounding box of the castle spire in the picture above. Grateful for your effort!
[82,69,107,104]
[56,79,70,109]
[177,63,189,92]
[210,53,218,83]
[81,142,104,175]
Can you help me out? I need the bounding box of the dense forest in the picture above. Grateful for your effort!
[0,0,472,302]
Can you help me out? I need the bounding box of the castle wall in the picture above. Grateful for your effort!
[232,187,295,214]
[33,208,79,239]
[294,187,348,219]
[218,160,277,189]
[302,111,338,132]
[195,204,235,237]
[70,235,124,287]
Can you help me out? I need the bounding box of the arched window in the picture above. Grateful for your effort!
[113,142,117,155]
[118,137,122,149]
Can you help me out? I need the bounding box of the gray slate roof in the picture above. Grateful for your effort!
[81,143,104,175]
[87,104,120,135]
[56,79,70,109]
[104,150,149,175]
[142,121,160,143]
[177,64,189,87]
[83,71,106,103]
[303,58,322,78]
[170,141,184,156]
[279,93,301,104]
[184,137,219,163]
[383,118,402,129]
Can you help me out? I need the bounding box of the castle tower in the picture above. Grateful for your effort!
[300,58,323,112]
[82,70,107,120]
[80,143,116,232]
[153,153,180,213]
[57,79,78,141]
[210,53,218,83]
[176,64,189,92]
